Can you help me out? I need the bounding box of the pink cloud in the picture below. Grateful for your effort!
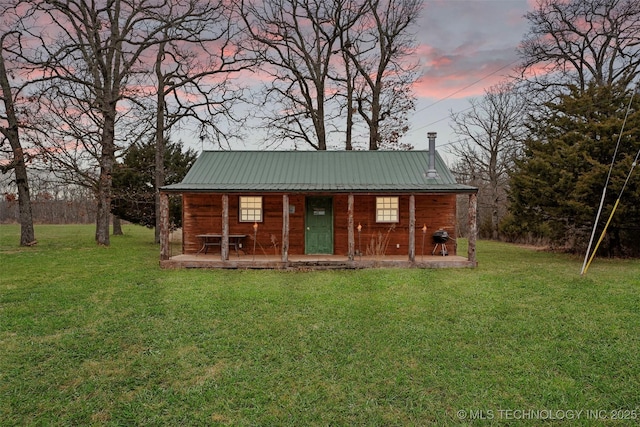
[414,69,509,100]
[415,43,520,100]
[412,0,533,101]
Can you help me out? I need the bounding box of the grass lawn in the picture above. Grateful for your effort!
[1,224,639,426]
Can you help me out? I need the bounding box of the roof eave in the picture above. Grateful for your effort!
[161,186,478,194]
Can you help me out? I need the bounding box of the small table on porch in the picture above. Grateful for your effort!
[196,234,247,257]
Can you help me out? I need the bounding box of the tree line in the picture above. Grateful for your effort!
[1,176,96,225]
[1,0,421,247]
[450,0,640,256]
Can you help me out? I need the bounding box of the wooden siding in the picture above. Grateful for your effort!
[182,193,457,256]
[333,194,457,256]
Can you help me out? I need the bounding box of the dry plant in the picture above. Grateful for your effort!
[248,234,268,256]
[366,225,395,256]
[270,234,279,255]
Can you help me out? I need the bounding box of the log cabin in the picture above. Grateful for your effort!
[159,140,478,269]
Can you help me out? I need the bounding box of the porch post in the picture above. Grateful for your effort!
[282,194,289,263]
[408,194,416,262]
[468,192,478,264]
[159,192,170,260]
[221,194,229,261]
[347,194,355,261]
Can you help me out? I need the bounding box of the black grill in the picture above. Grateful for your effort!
[432,230,449,256]
[432,230,449,243]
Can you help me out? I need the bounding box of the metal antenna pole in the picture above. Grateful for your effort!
[581,84,638,275]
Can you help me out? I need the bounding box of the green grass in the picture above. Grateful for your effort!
[1,224,639,426]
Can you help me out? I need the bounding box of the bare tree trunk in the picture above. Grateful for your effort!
[113,215,123,235]
[315,96,327,151]
[491,180,500,240]
[345,87,354,150]
[159,192,170,260]
[489,152,500,240]
[95,187,110,245]
[95,112,116,246]
[0,33,35,246]
[343,44,355,151]
[14,157,36,245]
[450,82,526,240]
[368,90,381,150]
[154,41,166,244]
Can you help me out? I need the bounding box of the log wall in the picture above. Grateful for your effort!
[333,194,457,256]
[182,193,457,256]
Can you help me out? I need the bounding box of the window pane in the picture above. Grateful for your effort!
[376,197,398,222]
[240,196,262,222]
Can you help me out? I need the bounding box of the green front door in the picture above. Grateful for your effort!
[305,197,333,254]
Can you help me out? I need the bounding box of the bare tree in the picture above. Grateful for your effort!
[332,0,368,150]
[239,0,420,150]
[449,82,527,240]
[518,0,640,94]
[335,44,358,150]
[23,0,165,245]
[239,0,346,150]
[342,0,421,150]
[374,76,416,150]
[0,10,35,246]
[23,0,234,245]
[151,6,252,243]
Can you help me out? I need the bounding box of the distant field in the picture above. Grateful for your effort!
[1,224,639,425]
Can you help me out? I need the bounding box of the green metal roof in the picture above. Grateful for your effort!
[162,150,477,193]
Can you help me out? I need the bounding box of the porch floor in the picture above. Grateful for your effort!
[160,252,476,269]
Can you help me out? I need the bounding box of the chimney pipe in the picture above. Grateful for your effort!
[427,132,438,178]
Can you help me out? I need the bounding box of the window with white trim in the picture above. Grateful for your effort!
[239,196,263,222]
[376,197,399,223]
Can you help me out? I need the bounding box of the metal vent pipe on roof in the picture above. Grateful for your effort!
[427,132,438,178]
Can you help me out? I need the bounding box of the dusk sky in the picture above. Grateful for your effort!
[184,0,536,159]
[406,0,533,159]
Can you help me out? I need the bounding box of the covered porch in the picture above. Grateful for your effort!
[158,192,478,270]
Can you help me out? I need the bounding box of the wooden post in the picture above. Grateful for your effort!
[221,194,229,261]
[347,194,355,261]
[408,194,416,262]
[282,194,289,263]
[468,192,478,265]
[159,192,170,260]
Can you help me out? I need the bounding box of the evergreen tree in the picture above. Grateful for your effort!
[506,83,640,255]
[112,140,196,229]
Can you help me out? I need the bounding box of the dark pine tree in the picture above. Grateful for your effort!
[112,139,197,229]
[506,83,640,255]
